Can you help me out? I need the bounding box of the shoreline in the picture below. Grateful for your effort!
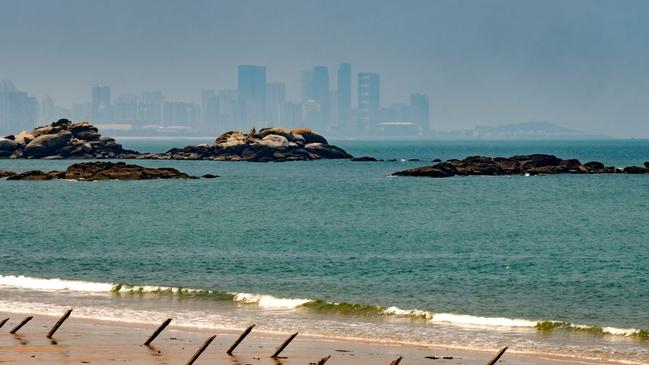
[0,311,625,365]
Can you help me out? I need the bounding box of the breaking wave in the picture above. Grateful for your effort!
[1,274,647,339]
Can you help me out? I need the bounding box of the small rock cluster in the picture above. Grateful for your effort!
[142,127,353,162]
[393,154,649,178]
[2,162,202,181]
[0,119,139,159]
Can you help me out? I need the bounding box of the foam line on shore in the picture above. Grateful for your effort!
[0,274,113,292]
[1,274,646,339]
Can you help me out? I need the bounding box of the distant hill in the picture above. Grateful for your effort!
[465,122,607,139]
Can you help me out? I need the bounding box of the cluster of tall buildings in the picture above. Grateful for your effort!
[0,80,39,134]
[1,64,430,136]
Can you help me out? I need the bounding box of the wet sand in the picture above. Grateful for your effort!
[0,311,600,365]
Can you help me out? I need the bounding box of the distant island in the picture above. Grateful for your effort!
[0,119,352,162]
[393,154,649,178]
[435,122,606,140]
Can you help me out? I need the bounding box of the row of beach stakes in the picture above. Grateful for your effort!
[0,309,509,365]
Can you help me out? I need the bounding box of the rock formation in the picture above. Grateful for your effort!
[393,154,649,178]
[4,162,201,181]
[0,119,139,159]
[142,127,352,162]
[351,156,378,162]
[1,121,352,162]
[0,170,16,178]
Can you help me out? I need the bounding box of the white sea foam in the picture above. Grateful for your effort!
[430,313,538,328]
[230,292,313,309]
[602,326,639,336]
[383,306,432,319]
[114,284,210,295]
[0,275,113,292]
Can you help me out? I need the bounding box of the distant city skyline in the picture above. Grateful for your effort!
[0,62,432,137]
[1,0,648,137]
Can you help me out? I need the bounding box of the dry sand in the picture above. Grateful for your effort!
[0,311,601,365]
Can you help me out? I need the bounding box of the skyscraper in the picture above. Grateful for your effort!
[162,101,200,127]
[41,96,55,122]
[91,85,112,122]
[301,70,314,102]
[311,66,330,129]
[336,63,351,131]
[302,99,321,129]
[113,94,138,123]
[358,72,380,131]
[138,91,165,126]
[218,90,239,132]
[201,90,219,130]
[266,82,286,125]
[0,80,38,134]
[410,93,430,132]
[237,65,266,127]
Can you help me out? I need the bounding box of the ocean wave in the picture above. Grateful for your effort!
[0,274,113,292]
[230,292,312,309]
[1,274,647,339]
[430,313,537,327]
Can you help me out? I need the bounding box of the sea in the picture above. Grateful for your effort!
[1,139,648,364]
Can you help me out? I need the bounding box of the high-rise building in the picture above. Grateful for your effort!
[201,90,219,131]
[238,65,266,127]
[162,101,200,128]
[114,94,139,123]
[280,102,301,129]
[71,102,92,121]
[266,82,286,125]
[91,85,112,122]
[41,96,55,122]
[40,96,71,124]
[301,70,314,102]
[311,66,330,129]
[410,93,430,131]
[336,63,351,131]
[358,72,380,131]
[218,90,239,132]
[302,99,321,129]
[0,80,39,134]
[138,91,165,126]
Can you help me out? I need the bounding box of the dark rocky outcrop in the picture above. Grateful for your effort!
[145,127,353,162]
[65,162,198,180]
[392,154,647,178]
[7,170,65,180]
[0,170,16,178]
[1,119,139,159]
[351,156,378,162]
[622,166,649,174]
[5,162,201,181]
[583,161,605,172]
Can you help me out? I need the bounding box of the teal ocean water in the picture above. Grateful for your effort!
[1,139,648,364]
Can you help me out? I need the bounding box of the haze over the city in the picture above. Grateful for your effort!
[1,0,648,137]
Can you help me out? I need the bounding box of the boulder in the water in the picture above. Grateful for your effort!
[351,156,378,162]
[64,161,198,180]
[0,170,16,178]
[392,154,648,178]
[6,170,65,180]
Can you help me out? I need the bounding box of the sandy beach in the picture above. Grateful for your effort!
[0,311,603,365]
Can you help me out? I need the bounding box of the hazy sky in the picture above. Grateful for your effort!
[1,0,648,136]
